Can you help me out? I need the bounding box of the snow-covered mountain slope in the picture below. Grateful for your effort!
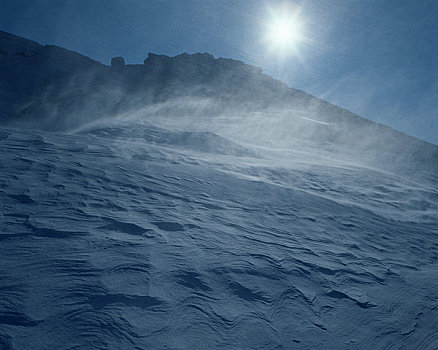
[1,30,438,349]
[1,121,438,349]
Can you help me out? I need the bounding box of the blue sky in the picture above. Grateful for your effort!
[1,0,437,144]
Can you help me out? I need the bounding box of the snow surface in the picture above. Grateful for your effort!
[1,119,437,349]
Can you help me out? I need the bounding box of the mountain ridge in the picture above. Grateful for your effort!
[1,29,437,174]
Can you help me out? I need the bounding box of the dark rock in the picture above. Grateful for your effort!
[111,56,125,67]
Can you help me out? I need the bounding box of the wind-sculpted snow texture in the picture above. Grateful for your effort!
[1,124,438,350]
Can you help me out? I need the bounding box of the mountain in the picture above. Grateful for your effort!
[1,30,437,175]
[0,30,437,349]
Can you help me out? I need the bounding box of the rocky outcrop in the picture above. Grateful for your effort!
[111,56,125,67]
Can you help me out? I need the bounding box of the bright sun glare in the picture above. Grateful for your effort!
[264,6,305,56]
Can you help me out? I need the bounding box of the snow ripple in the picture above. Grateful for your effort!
[0,126,437,349]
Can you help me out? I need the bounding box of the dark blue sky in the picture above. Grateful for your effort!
[1,0,437,144]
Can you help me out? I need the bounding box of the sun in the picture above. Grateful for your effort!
[263,6,305,56]
[268,17,301,45]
